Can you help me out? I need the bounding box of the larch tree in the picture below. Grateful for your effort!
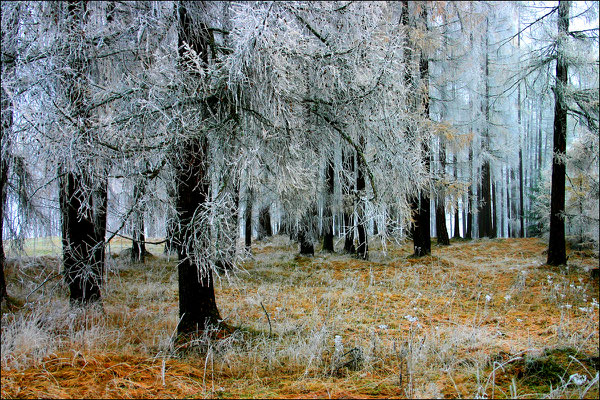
[546,0,571,266]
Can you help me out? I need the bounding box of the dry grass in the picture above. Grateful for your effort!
[1,235,598,399]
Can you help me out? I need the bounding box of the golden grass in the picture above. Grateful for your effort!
[1,236,598,399]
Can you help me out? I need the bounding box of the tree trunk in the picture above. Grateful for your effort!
[298,229,315,256]
[356,139,368,260]
[518,147,525,238]
[491,179,497,238]
[176,2,221,336]
[466,146,473,239]
[478,18,493,239]
[453,154,460,238]
[0,159,7,303]
[131,179,146,263]
[408,3,432,257]
[60,171,106,305]
[175,137,221,335]
[1,85,11,302]
[547,0,570,266]
[507,168,512,237]
[59,1,106,306]
[322,159,335,252]
[478,162,493,237]
[500,166,505,237]
[257,205,272,240]
[245,188,252,249]
[343,151,355,254]
[435,139,450,245]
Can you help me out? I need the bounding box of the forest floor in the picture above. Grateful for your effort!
[1,235,599,399]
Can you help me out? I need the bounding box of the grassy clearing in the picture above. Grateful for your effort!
[1,235,598,398]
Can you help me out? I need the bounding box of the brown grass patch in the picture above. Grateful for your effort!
[2,235,598,398]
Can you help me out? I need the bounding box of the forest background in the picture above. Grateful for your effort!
[1,1,598,398]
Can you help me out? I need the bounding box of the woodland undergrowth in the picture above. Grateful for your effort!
[1,236,598,399]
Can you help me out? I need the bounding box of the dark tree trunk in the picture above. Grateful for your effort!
[175,137,221,334]
[164,212,176,255]
[131,179,146,263]
[435,139,450,246]
[59,1,106,306]
[491,179,497,238]
[60,171,106,305]
[298,229,315,256]
[478,18,493,239]
[547,0,570,266]
[343,212,355,253]
[0,159,7,303]
[435,203,449,245]
[466,146,473,239]
[343,151,355,254]
[322,159,335,252]
[462,203,466,239]
[1,85,12,302]
[454,204,460,238]
[257,205,272,240]
[511,168,518,237]
[500,167,505,237]
[411,192,431,257]
[537,105,544,170]
[453,155,460,239]
[298,204,316,256]
[175,2,221,336]
[356,140,368,260]
[516,22,526,239]
[245,188,252,249]
[412,5,431,256]
[164,179,177,255]
[403,1,431,256]
[507,169,512,237]
[518,147,525,238]
[478,162,493,237]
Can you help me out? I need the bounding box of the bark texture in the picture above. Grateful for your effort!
[547,0,570,266]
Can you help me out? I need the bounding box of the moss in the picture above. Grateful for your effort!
[489,347,599,397]
[521,348,574,386]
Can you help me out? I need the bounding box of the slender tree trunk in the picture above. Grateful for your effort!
[466,146,473,239]
[164,209,176,255]
[453,155,460,238]
[356,139,368,260]
[478,162,493,237]
[506,168,512,237]
[435,140,450,245]
[500,166,505,237]
[547,0,570,266]
[322,159,335,252]
[478,18,493,238]
[492,179,497,238]
[462,201,466,239]
[244,188,252,249]
[537,104,543,170]
[343,151,355,254]
[0,165,6,302]
[409,3,432,256]
[131,179,147,263]
[1,85,11,302]
[518,147,525,238]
